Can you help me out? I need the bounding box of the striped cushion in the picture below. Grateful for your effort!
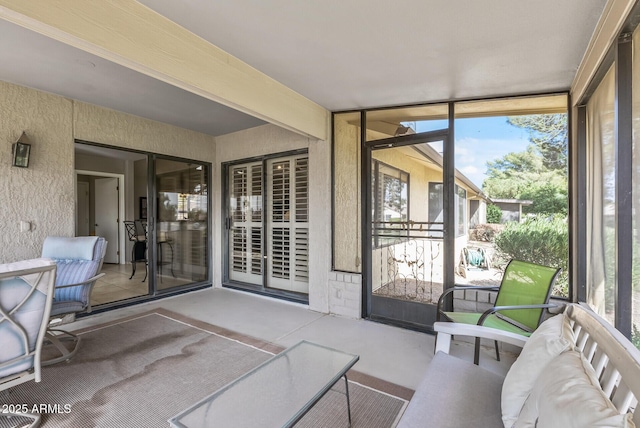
[49,238,106,310]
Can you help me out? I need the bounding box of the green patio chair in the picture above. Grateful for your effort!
[436,259,561,365]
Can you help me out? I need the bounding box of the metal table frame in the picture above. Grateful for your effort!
[169,340,359,428]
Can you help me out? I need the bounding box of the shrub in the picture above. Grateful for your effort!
[493,215,569,297]
[633,325,640,350]
[487,204,502,224]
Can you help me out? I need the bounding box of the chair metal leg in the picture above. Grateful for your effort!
[41,329,81,366]
[474,337,481,365]
[494,340,501,362]
[129,260,136,279]
[2,412,41,428]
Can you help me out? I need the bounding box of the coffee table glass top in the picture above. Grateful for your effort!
[169,340,359,428]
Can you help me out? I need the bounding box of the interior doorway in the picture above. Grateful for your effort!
[95,177,120,263]
[76,181,90,236]
[75,170,126,265]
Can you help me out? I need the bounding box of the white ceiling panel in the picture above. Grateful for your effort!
[0,1,608,137]
[139,0,608,110]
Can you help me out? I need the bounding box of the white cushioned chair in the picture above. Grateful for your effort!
[41,236,107,366]
[0,258,56,428]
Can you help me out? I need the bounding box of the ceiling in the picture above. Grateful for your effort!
[0,0,608,137]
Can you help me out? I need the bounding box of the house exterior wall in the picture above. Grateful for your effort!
[495,201,522,223]
[333,116,361,273]
[0,80,216,263]
[0,81,74,261]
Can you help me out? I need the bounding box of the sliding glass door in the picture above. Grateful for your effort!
[225,151,309,299]
[229,161,263,286]
[154,158,209,291]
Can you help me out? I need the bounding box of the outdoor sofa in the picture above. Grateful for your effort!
[397,303,640,427]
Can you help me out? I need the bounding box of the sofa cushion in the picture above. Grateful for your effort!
[501,311,575,427]
[398,351,504,428]
[514,350,635,428]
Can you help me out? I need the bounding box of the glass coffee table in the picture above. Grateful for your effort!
[168,340,360,428]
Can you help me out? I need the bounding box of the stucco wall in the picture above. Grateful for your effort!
[0,81,74,261]
[215,124,331,313]
[0,80,216,263]
[333,116,361,273]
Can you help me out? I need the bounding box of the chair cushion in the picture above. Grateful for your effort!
[50,300,86,316]
[0,258,56,294]
[0,277,48,378]
[42,236,98,261]
[398,352,504,428]
[501,311,575,427]
[514,350,635,428]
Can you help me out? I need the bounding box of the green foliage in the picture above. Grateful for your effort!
[633,325,640,350]
[482,113,568,216]
[520,182,568,216]
[494,216,569,297]
[486,204,502,224]
[507,114,568,171]
[383,175,406,216]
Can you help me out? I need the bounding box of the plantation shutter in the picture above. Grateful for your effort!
[267,154,309,293]
[229,162,263,285]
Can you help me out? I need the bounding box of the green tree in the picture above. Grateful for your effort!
[383,175,406,218]
[482,113,568,216]
[486,204,502,223]
[507,114,568,171]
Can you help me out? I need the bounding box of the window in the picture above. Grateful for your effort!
[585,65,616,324]
[632,25,640,346]
[372,160,408,247]
[456,186,467,237]
[428,183,466,238]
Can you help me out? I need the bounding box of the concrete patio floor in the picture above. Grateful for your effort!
[69,286,517,391]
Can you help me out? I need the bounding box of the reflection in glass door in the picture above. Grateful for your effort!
[155,159,209,290]
[368,136,447,330]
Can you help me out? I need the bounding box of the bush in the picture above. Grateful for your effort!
[493,215,569,297]
[487,204,502,224]
[633,325,640,350]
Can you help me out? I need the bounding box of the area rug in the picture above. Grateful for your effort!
[1,309,409,427]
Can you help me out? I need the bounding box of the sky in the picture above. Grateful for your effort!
[454,117,531,188]
[411,117,531,189]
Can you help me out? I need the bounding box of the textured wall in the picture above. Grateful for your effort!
[215,124,331,313]
[0,81,216,263]
[333,117,361,272]
[74,101,216,160]
[0,81,74,262]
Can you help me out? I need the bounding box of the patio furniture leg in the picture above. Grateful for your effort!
[129,256,136,279]
[474,337,481,365]
[2,412,41,428]
[344,374,352,427]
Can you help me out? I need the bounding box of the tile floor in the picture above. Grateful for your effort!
[75,284,517,390]
[91,263,192,306]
